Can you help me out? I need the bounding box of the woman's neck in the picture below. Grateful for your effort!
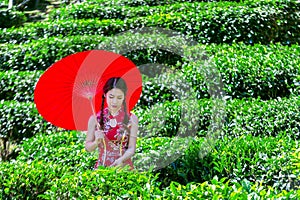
[109,108,121,116]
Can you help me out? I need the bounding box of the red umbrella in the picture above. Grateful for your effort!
[34,50,142,131]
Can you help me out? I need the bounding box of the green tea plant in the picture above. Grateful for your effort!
[1,41,299,100]
[0,70,43,101]
[156,131,299,190]
[0,1,299,44]
[17,131,97,171]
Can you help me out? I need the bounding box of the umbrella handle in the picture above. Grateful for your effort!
[88,97,106,166]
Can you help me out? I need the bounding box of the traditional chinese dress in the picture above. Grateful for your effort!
[94,107,134,169]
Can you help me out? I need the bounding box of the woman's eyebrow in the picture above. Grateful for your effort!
[109,94,123,97]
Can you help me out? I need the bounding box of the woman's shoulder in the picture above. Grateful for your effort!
[88,114,96,122]
[129,112,138,125]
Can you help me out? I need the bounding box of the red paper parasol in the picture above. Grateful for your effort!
[34,50,142,131]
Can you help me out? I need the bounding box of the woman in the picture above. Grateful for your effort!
[85,77,138,169]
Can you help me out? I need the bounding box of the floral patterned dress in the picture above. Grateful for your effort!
[94,107,133,169]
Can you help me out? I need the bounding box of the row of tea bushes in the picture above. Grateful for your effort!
[1,159,298,199]
[0,159,161,199]
[0,100,58,144]
[1,95,299,145]
[12,130,300,194]
[0,35,102,70]
[49,1,210,20]
[48,1,272,21]
[160,177,299,199]
[163,133,299,191]
[0,70,43,102]
[17,131,97,172]
[1,41,299,100]
[1,1,299,44]
[82,0,297,8]
[203,43,300,99]
[137,132,300,190]
[137,96,300,138]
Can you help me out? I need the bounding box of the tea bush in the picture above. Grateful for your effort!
[17,130,192,172]
[225,96,300,138]
[41,167,161,199]
[0,159,161,199]
[76,0,297,8]
[136,96,300,138]
[17,131,97,171]
[155,131,299,191]
[1,1,299,44]
[1,41,299,101]
[0,70,43,102]
[13,129,299,196]
[0,18,124,44]
[161,177,300,199]
[0,100,57,143]
[0,160,70,199]
[1,96,299,143]
[49,1,254,21]
[1,159,298,199]
[0,35,103,70]
[189,43,300,99]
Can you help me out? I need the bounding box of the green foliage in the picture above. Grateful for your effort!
[153,131,299,191]
[136,96,300,138]
[1,1,299,44]
[225,96,300,137]
[0,18,124,44]
[0,8,26,28]
[83,0,238,7]
[17,131,97,171]
[204,43,300,99]
[0,100,57,143]
[49,1,247,21]
[0,160,70,199]
[1,41,299,101]
[1,0,299,198]
[0,35,103,70]
[0,70,43,101]
[13,130,299,197]
[161,177,300,199]
[1,96,298,146]
[41,167,161,199]
[136,99,210,137]
[0,159,161,199]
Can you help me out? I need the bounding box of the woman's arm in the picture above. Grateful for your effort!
[85,115,103,152]
[111,114,138,166]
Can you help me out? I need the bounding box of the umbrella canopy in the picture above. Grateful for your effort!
[34,50,142,131]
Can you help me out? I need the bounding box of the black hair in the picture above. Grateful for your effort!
[99,77,129,130]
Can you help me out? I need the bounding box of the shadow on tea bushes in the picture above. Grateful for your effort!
[153,131,299,191]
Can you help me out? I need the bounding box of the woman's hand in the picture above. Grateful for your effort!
[110,158,123,167]
[95,130,104,145]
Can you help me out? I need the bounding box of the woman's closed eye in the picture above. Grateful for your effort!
[109,95,123,100]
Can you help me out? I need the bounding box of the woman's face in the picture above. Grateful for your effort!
[105,88,125,114]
